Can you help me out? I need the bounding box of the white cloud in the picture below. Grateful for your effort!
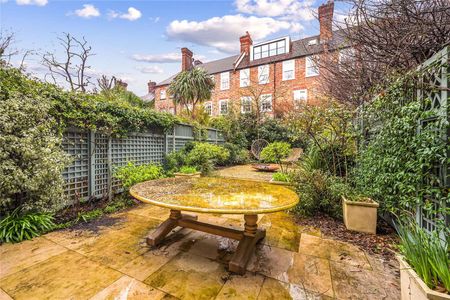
[166,14,300,53]
[235,0,315,21]
[109,7,142,21]
[16,0,47,6]
[136,66,164,74]
[132,52,181,63]
[73,4,100,19]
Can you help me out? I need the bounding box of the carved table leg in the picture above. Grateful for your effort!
[146,210,181,246]
[229,214,266,274]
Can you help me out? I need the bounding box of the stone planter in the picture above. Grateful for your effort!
[342,196,379,234]
[397,255,450,300]
[174,172,201,178]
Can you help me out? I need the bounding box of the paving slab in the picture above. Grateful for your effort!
[0,237,66,280]
[0,250,122,300]
[257,277,331,300]
[90,275,167,300]
[215,273,264,300]
[145,252,228,299]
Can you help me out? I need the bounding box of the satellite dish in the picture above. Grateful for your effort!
[251,139,269,160]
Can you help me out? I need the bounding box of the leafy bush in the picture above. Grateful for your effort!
[260,142,291,171]
[114,162,164,189]
[272,172,291,183]
[0,92,71,213]
[179,166,198,174]
[353,76,447,232]
[292,148,354,218]
[164,150,187,173]
[0,208,55,243]
[397,220,450,293]
[221,143,250,166]
[186,142,230,174]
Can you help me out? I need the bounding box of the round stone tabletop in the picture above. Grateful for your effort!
[130,177,299,214]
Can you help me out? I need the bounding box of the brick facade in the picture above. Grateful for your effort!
[154,1,336,117]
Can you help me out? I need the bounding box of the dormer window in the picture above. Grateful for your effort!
[251,37,290,61]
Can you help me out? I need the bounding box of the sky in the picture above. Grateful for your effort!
[0,0,351,96]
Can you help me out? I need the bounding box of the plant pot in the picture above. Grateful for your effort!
[342,196,379,234]
[269,178,292,186]
[397,255,450,300]
[174,172,201,178]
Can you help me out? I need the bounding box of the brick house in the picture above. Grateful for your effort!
[152,0,346,117]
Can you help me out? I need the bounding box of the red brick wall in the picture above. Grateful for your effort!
[154,54,329,116]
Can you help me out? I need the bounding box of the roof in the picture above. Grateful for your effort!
[156,29,349,87]
[141,92,155,102]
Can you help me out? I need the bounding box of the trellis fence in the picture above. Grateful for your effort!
[357,46,449,235]
[62,124,224,201]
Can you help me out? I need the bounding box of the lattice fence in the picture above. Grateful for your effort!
[62,124,224,201]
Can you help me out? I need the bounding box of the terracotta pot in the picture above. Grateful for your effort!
[174,172,201,178]
[397,255,450,300]
[251,164,279,172]
[342,196,379,234]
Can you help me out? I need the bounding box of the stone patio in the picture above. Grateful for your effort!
[0,205,400,299]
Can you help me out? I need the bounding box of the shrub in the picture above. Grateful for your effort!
[114,162,164,189]
[179,166,198,174]
[0,208,55,243]
[185,142,230,174]
[397,220,450,293]
[221,143,250,166]
[0,92,71,214]
[164,150,187,173]
[272,172,291,183]
[260,142,291,172]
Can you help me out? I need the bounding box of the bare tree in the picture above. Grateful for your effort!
[0,32,18,65]
[96,75,117,92]
[319,0,450,105]
[43,33,95,92]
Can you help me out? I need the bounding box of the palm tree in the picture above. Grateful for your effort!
[168,67,215,118]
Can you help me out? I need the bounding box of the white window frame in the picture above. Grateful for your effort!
[305,56,319,77]
[169,107,175,115]
[293,89,307,108]
[282,59,295,81]
[240,68,250,87]
[219,99,229,115]
[260,94,272,112]
[204,101,213,116]
[160,89,166,100]
[241,96,252,114]
[220,72,230,90]
[258,65,269,85]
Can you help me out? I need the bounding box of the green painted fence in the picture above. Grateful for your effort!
[62,124,224,201]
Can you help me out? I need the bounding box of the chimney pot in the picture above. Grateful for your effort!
[181,47,193,71]
[318,0,334,42]
[239,31,253,56]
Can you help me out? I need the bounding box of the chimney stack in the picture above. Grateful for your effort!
[318,1,334,42]
[239,31,253,55]
[181,47,193,71]
[147,81,156,93]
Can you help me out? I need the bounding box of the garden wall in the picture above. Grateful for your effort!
[62,123,224,201]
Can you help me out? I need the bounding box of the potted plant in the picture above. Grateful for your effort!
[270,171,292,186]
[342,195,379,234]
[397,221,450,299]
[174,166,201,178]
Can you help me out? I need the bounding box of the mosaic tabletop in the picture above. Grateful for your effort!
[130,177,299,214]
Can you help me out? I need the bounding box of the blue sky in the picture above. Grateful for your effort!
[0,0,350,95]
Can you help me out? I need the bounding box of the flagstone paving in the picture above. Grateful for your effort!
[0,203,400,300]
